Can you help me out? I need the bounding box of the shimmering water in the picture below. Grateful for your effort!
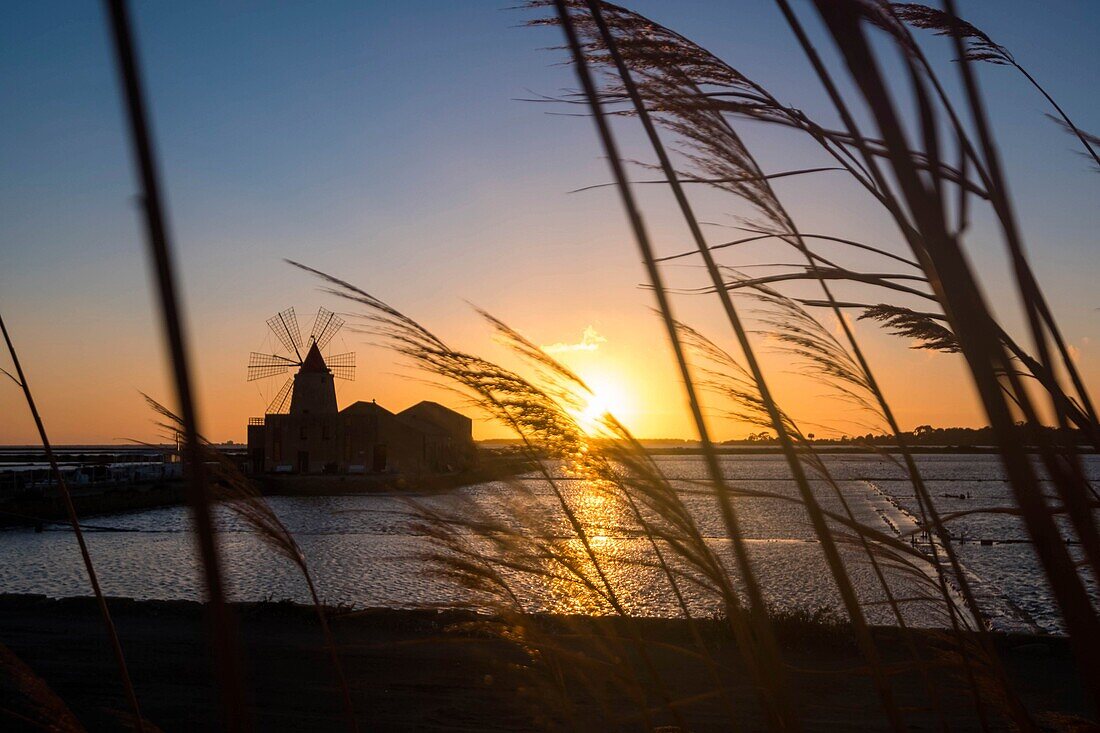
[1,454,1095,634]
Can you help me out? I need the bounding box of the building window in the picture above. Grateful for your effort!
[299,425,307,440]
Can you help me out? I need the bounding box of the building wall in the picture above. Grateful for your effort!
[289,371,337,415]
[249,399,475,476]
[246,423,266,474]
[256,406,432,475]
[400,402,473,442]
[398,402,476,471]
[337,407,422,474]
[261,412,343,473]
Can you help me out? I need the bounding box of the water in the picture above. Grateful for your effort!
[1,454,1095,634]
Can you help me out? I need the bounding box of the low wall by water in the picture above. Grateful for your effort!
[0,480,185,528]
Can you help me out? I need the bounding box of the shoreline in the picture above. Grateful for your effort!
[642,445,1099,455]
[1,595,1092,731]
[0,454,532,528]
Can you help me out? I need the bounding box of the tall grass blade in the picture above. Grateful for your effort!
[550,2,800,727]
[893,2,1100,170]
[102,1,249,728]
[810,0,1099,704]
[0,311,143,731]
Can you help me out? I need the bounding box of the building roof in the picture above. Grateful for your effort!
[300,342,328,373]
[399,401,467,420]
[397,400,472,439]
[340,400,395,417]
[403,400,447,411]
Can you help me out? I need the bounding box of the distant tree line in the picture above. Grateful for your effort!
[724,423,1092,447]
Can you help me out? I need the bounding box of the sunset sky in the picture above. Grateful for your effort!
[2,1,1098,444]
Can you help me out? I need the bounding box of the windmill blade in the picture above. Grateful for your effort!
[267,307,303,360]
[247,352,296,382]
[327,352,356,381]
[310,307,345,350]
[266,375,294,414]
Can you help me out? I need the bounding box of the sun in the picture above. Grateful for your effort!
[572,373,635,435]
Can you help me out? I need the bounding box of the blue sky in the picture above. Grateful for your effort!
[1,1,1097,442]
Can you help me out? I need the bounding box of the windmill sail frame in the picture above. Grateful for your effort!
[247,352,298,382]
[310,307,344,350]
[251,306,354,415]
[326,352,356,381]
[266,375,294,414]
[267,307,303,360]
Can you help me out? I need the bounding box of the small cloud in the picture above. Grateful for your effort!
[1068,344,1081,363]
[542,326,607,354]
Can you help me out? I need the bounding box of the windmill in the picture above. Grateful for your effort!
[248,307,355,414]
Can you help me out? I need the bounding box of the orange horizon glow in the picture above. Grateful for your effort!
[2,4,1097,447]
[2,306,1096,446]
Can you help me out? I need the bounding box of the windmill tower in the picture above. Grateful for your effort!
[248,307,355,415]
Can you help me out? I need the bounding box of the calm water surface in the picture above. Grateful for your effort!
[1,454,1095,634]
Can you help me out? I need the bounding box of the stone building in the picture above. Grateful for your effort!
[246,343,474,475]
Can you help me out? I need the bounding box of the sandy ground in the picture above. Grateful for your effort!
[0,595,1093,732]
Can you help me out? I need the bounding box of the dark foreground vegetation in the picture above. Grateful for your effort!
[0,596,1092,732]
[1,0,1097,729]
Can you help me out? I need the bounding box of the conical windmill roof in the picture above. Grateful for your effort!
[300,341,329,373]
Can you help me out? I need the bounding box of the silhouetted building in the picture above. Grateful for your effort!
[246,344,474,475]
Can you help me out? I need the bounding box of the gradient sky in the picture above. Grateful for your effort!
[2,1,1098,444]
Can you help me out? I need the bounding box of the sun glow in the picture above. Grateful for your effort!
[572,373,636,435]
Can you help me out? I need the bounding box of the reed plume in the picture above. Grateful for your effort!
[140,396,359,733]
[531,0,1096,724]
[892,2,1100,170]
[287,247,1072,728]
[858,305,959,354]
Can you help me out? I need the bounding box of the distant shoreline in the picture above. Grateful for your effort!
[0,453,532,528]
[484,443,1098,455]
[647,446,1097,455]
[2,443,1095,458]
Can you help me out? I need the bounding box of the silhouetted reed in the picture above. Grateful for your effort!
[808,2,1097,701]
[0,642,85,732]
[303,1,1100,726]
[103,1,247,729]
[285,251,1052,728]
[140,396,359,733]
[5,0,1095,729]
[528,0,1095,725]
[0,310,144,732]
[892,3,1100,170]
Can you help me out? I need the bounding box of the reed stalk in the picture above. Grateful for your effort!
[0,311,144,732]
[809,0,1099,704]
[577,2,908,726]
[142,396,360,733]
[102,1,248,728]
[892,2,1100,171]
[552,2,799,727]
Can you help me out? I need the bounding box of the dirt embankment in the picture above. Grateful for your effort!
[0,595,1093,732]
